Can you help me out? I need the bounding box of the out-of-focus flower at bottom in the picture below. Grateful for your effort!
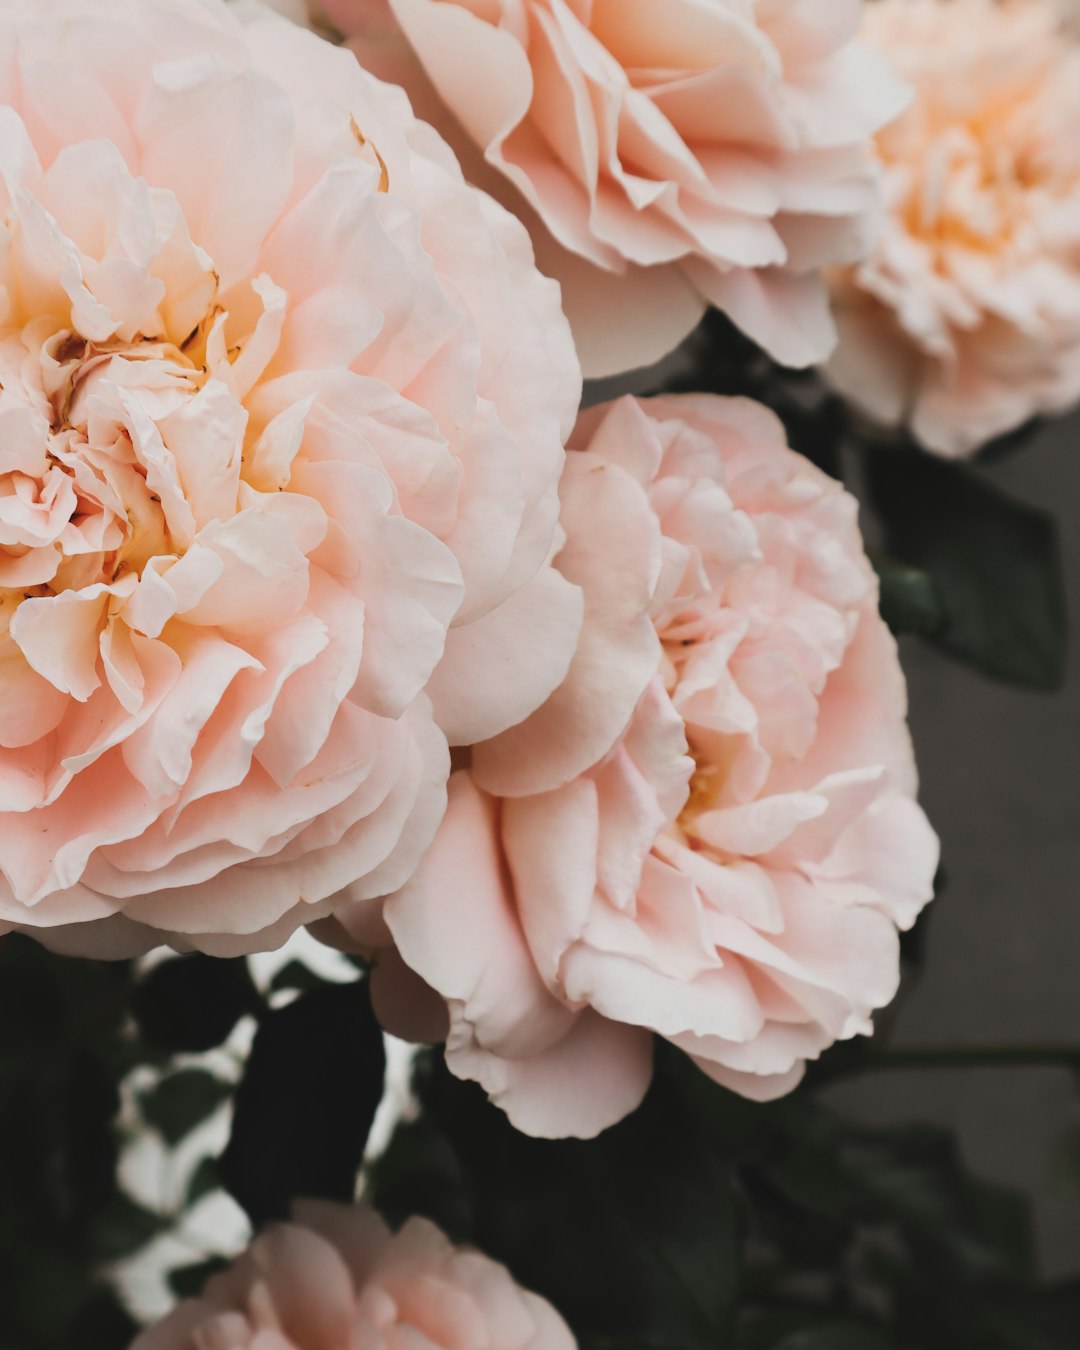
[827,0,1080,457]
[132,1201,575,1350]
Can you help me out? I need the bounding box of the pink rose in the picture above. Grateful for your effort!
[316,0,907,377]
[339,395,938,1139]
[827,0,1080,457]
[0,0,580,957]
[133,1202,575,1350]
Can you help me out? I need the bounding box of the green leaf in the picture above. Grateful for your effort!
[220,979,385,1227]
[367,1116,472,1243]
[168,1256,230,1301]
[762,1113,1035,1287]
[140,1070,232,1146]
[132,955,259,1053]
[269,959,328,996]
[186,1156,222,1208]
[873,558,946,638]
[865,447,1067,689]
[88,1191,168,1261]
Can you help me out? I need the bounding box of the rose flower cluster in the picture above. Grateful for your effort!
[0,0,966,1335]
[2,0,938,1115]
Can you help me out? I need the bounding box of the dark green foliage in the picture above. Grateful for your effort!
[865,447,1068,689]
[185,1155,223,1207]
[132,953,259,1053]
[873,558,947,639]
[168,1258,230,1301]
[269,958,330,996]
[0,937,143,1350]
[221,979,386,1227]
[139,1068,233,1145]
[88,1192,170,1262]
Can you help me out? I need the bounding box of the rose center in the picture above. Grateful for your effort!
[0,317,214,601]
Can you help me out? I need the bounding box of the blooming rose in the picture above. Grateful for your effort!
[826,0,1080,457]
[133,1202,575,1350]
[313,0,907,377]
[0,0,580,956]
[330,395,939,1139]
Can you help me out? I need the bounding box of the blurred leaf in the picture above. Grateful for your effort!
[88,1191,168,1261]
[132,955,259,1053]
[140,1069,232,1145]
[762,1112,1034,1287]
[186,1155,222,1208]
[648,1059,1058,1346]
[865,447,1067,689]
[367,1116,472,1243]
[269,959,327,997]
[221,979,385,1227]
[873,558,947,638]
[168,1256,230,1301]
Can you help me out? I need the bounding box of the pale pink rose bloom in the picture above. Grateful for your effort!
[134,1202,575,1350]
[827,0,1080,457]
[312,0,907,377]
[332,395,939,1139]
[0,0,580,957]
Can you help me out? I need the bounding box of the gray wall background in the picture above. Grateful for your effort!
[826,413,1080,1277]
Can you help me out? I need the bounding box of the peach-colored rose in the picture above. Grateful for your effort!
[0,0,580,957]
[133,1202,575,1350]
[314,0,908,377]
[826,0,1080,457]
[334,395,939,1139]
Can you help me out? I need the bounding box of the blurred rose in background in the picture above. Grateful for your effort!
[827,0,1080,457]
[316,0,906,378]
